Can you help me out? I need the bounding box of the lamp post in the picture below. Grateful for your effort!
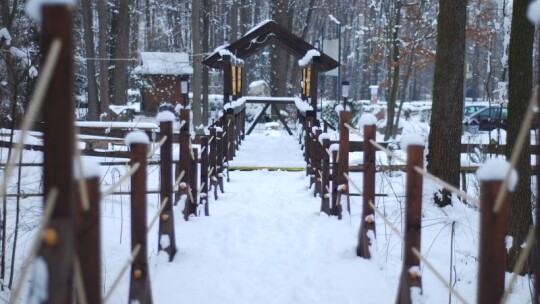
[181,77,189,107]
[342,81,349,109]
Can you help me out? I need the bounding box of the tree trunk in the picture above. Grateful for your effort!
[201,0,210,125]
[81,0,99,120]
[111,0,130,105]
[192,0,203,131]
[97,0,110,119]
[384,1,401,141]
[426,0,467,207]
[505,0,534,273]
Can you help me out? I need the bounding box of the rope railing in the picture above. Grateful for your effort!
[413,167,479,206]
[1,39,62,200]
[147,197,169,234]
[102,244,141,303]
[173,170,186,190]
[9,188,59,304]
[147,135,168,158]
[493,93,536,213]
[102,163,140,197]
[344,123,363,138]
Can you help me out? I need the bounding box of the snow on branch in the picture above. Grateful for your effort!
[0,28,11,45]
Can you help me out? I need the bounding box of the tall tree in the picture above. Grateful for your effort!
[97,0,110,118]
[111,0,130,105]
[427,0,467,207]
[192,0,203,130]
[80,0,99,120]
[270,0,293,97]
[505,0,534,272]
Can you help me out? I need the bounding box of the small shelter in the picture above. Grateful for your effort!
[202,20,339,113]
[133,52,193,113]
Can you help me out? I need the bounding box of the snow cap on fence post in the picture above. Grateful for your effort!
[73,157,101,179]
[26,0,76,21]
[358,113,378,127]
[476,158,518,191]
[125,131,150,146]
[156,111,176,123]
[527,0,540,25]
[400,134,425,150]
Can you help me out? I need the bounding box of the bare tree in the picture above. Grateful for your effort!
[80,0,99,120]
[97,0,110,118]
[427,0,467,207]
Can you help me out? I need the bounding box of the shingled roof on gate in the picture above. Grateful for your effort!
[202,20,339,72]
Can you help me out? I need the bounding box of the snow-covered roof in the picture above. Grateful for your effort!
[133,52,193,75]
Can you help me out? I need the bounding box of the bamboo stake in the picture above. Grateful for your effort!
[369,139,406,163]
[344,123,364,138]
[411,247,470,304]
[413,166,479,205]
[147,135,167,158]
[344,173,362,195]
[493,95,536,213]
[74,256,88,304]
[147,197,168,233]
[102,163,140,197]
[102,244,141,303]
[9,188,59,304]
[500,227,535,304]
[368,201,404,241]
[1,39,62,199]
[173,170,186,189]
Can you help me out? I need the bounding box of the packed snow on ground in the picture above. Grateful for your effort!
[0,124,534,304]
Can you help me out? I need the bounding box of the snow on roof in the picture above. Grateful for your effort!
[0,28,11,45]
[224,98,246,111]
[476,158,518,191]
[528,0,540,25]
[26,0,75,21]
[125,130,150,146]
[245,19,274,36]
[133,52,193,75]
[298,49,321,67]
[249,80,268,88]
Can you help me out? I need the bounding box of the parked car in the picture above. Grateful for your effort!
[463,105,507,132]
[463,103,488,119]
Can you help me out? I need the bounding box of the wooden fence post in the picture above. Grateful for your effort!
[127,133,152,303]
[331,149,341,218]
[357,123,376,258]
[185,147,199,218]
[34,5,76,303]
[158,118,177,261]
[396,143,424,304]
[176,109,190,208]
[241,107,246,141]
[209,127,219,200]
[74,165,101,304]
[226,108,235,161]
[199,137,210,216]
[313,129,322,197]
[338,111,350,215]
[320,138,331,215]
[477,173,509,304]
[304,111,314,178]
[216,125,225,193]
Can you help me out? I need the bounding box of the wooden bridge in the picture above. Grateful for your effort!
[3,4,539,304]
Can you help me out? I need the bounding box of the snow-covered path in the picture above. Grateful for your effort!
[150,169,393,303]
[145,131,393,303]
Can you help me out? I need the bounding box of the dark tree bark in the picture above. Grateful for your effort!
[505,0,534,273]
[192,0,203,130]
[202,0,210,125]
[80,0,99,120]
[97,0,110,118]
[426,0,467,207]
[270,0,293,97]
[111,0,130,105]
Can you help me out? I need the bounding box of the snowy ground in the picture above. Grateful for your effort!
[0,125,535,303]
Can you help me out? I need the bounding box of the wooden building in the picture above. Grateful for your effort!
[133,52,193,114]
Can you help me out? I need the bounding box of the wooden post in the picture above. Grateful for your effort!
[241,108,246,140]
[357,124,376,258]
[216,125,225,193]
[309,63,319,112]
[477,179,509,304]
[185,147,199,219]
[177,109,190,210]
[223,55,231,104]
[305,111,314,178]
[313,129,322,197]
[226,108,235,161]
[331,150,341,218]
[396,143,424,304]
[320,138,331,215]
[158,119,177,261]
[535,40,540,304]
[199,137,210,216]
[74,171,101,304]
[209,127,219,200]
[338,111,351,216]
[34,5,76,303]
[128,135,153,304]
